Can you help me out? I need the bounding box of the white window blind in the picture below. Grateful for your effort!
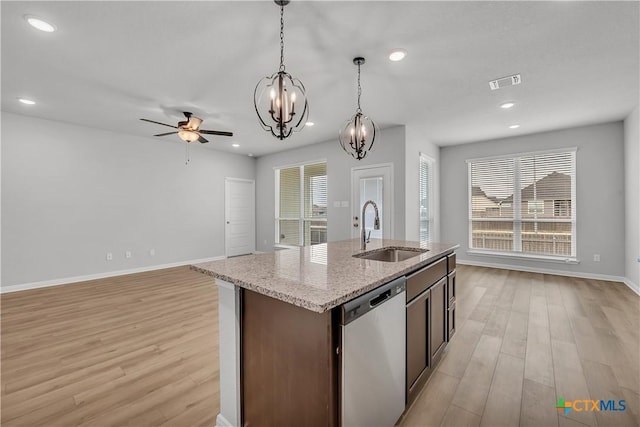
[276,162,327,246]
[468,149,576,258]
[419,154,434,244]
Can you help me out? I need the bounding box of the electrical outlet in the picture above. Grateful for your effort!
[125,251,132,259]
[106,252,113,261]
[149,249,155,256]
[593,254,600,262]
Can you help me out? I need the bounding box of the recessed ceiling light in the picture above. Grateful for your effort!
[500,102,515,109]
[509,124,520,129]
[232,143,240,148]
[306,121,314,126]
[18,98,36,105]
[389,49,407,62]
[25,15,56,32]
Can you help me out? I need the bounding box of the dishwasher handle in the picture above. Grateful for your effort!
[369,290,391,308]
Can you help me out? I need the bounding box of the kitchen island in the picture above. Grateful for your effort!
[193,238,458,427]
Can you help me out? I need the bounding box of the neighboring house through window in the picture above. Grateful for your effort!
[276,161,327,247]
[467,149,576,259]
[419,153,434,244]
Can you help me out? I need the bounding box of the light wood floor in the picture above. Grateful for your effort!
[2,265,638,426]
[1,267,219,427]
[400,266,640,427]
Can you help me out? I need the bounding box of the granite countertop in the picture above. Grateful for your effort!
[192,238,458,313]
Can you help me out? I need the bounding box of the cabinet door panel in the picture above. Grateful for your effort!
[406,289,429,391]
[448,301,456,340]
[447,271,456,306]
[430,277,447,364]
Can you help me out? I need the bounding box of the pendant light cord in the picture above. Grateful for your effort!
[356,62,362,113]
[279,4,285,72]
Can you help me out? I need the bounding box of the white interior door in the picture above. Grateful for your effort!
[225,178,255,257]
[351,164,393,240]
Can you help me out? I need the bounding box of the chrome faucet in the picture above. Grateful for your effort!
[361,200,380,250]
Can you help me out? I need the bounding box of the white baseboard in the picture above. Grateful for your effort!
[1,255,226,294]
[216,413,235,427]
[457,259,637,293]
[624,278,640,296]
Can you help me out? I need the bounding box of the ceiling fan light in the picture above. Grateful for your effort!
[178,130,199,143]
[187,116,203,130]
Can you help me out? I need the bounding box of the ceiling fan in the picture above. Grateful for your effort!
[140,111,233,143]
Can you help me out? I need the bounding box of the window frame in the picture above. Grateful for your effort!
[466,148,577,261]
[274,159,328,248]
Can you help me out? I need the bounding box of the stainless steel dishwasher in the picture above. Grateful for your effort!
[341,276,406,427]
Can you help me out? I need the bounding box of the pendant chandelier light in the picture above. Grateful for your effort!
[254,0,309,140]
[339,57,376,160]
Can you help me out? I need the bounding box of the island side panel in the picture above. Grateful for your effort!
[241,288,339,427]
[216,280,242,427]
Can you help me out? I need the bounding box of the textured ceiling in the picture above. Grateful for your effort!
[2,1,638,157]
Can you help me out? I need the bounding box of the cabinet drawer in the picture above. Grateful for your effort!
[406,258,447,302]
[447,253,456,273]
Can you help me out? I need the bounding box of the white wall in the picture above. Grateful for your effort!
[441,121,625,278]
[405,123,440,242]
[255,126,406,252]
[624,107,639,291]
[1,112,255,288]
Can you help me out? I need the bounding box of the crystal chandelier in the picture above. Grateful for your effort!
[339,57,376,160]
[254,0,309,140]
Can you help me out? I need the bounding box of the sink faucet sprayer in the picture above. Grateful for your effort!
[361,200,380,250]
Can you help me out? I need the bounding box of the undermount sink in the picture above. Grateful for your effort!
[353,247,429,263]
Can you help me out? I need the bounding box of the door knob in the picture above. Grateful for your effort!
[226,221,230,224]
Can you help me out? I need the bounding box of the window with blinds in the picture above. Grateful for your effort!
[468,149,576,258]
[276,162,327,246]
[419,154,434,244]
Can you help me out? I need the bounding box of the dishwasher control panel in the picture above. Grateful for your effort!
[340,276,406,325]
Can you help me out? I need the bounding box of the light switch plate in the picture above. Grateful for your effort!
[341,201,349,207]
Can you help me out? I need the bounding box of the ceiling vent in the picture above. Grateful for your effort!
[489,74,521,90]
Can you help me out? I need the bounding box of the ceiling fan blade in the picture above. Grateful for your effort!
[154,131,179,137]
[198,135,209,144]
[140,118,178,129]
[199,129,234,137]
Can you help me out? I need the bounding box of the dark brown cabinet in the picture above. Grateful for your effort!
[405,255,452,405]
[447,253,457,341]
[430,276,448,365]
[241,289,339,427]
[406,287,430,399]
